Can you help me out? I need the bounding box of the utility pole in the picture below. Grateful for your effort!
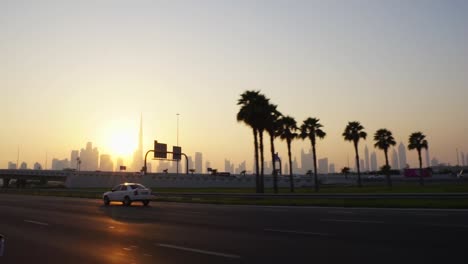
[176,113,180,175]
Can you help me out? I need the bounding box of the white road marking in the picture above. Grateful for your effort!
[24,220,49,226]
[123,248,132,251]
[265,229,331,236]
[410,213,444,217]
[157,243,241,259]
[143,253,152,257]
[321,219,385,224]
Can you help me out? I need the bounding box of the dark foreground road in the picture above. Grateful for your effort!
[0,194,467,264]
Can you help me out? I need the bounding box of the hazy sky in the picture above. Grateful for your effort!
[1,0,467,171]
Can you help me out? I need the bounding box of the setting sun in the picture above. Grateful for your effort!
[99,121,138,158]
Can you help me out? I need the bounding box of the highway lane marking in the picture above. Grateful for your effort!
[264,229,331,236]
[321,219,385,224]
[157,243,241,259]
[24,220,49,226]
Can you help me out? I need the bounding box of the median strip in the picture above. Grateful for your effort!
[157,243,241,259]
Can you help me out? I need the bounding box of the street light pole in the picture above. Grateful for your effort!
[176,113,180,175]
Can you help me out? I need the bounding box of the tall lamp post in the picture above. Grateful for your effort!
[176,113,180,174]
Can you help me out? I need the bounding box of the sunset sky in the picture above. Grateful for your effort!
[1,0,467,171]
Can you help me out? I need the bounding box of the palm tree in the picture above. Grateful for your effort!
[373,129,396,187]
[237,90,268,193]
[277,116,298,192]
[265,104,282,193]
[343,121,367,187]
[300,118,326,192]
[408,132,428,186]
[341,167,350,180]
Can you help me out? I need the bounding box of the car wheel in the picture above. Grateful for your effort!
[103,196,110,206]
[142,200,150,206]
[123,196,132,206]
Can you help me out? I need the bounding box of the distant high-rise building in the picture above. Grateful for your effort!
[398,142,407,170]
[301,148,313,174]
[235,161,246,174]
[370,152,378,172]
[359,159,364,172]
[187,156,193,171]
[195,152,203,174]
[318,158,329,174]
[431,157,439,167]
[284,162,289,175]
[292,157,299,174]
[80,142,99,171]
[52,158,69,170]
[70,150,79,170]
[329,163,336,174]
[8,162,17,169]
[225,159,232,173]
[391,149,399,170]
[33,162,42,170]
[461,152,465,166]
[19,162,27,169]
[100,154,113,171]
[425,149,430,168]
[132,115,144,171]
[364,145,370,172]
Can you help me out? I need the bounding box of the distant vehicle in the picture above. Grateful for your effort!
[103,183,153,206]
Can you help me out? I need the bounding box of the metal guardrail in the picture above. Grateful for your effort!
[1,188,468,199]
[154,192,468,200]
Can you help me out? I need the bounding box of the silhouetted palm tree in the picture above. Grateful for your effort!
[343,121,367,187]
[237,90,268,193]
[374,129,396,187]
[277,116,298,192]
[408,132,428,186]
[265,104,282,193]
[300,118,326,192]
[341,167,350,180]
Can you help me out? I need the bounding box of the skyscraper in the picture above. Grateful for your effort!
[33,162,42,170]
[329,163,335,174]
[370,152,378,172]
[318,158,329,174]
[398,142,407,170]
[301,148,313,174]
[70,150,79,170]
[80,142,99,171]
[195,152,203,174]
[364,145,370,172]
[132,115,144,171]
[461,152,465,166]
[425,148,430,168]
[391,149,399,170]
[100,154,113,171]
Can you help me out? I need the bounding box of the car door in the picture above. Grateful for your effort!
[118,185,128,200]
[108,184,121,200]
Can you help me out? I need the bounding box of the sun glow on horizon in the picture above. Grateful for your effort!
[99,121,138,159]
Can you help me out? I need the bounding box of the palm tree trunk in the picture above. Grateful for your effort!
[418,149,424,186]
[354,141,362,187]
[253,129,260,193]
[287,140,294,193]
[384,149,392,188]
[270,134,278,194]
[259,131,265,193]
[311,140,319,192]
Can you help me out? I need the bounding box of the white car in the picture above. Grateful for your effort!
[103,183,153,206]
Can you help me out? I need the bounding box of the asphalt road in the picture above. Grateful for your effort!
[0,194,467,264]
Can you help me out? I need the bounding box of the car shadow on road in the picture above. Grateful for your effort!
[97,203,161,224]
